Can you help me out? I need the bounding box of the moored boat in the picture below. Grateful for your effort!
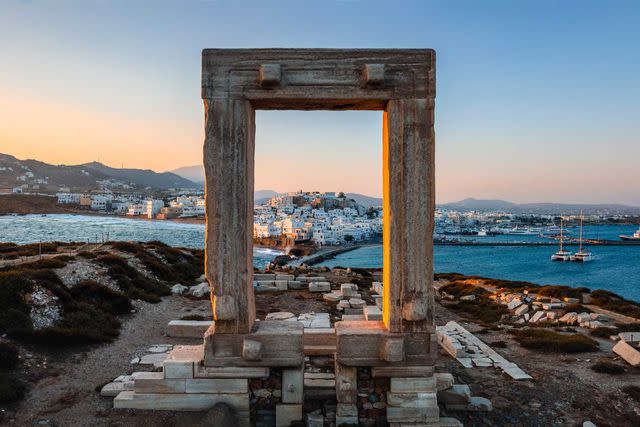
[620,226,640,241]
[551,218,572,262]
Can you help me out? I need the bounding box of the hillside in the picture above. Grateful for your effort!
[0,154,197,192]
[441,198,640,215]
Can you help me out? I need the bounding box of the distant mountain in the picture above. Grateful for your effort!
[255,190,279,205]
[0,153,197,191]
[346,193,383,208]
[81,162,196,189]
[440,198,640,215]
[169,164,205,184]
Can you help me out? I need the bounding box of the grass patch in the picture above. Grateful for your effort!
[447,298,508,323]
[69,281,132,315]
[564,303,591,314]
[509,329,599,353]
[440,282,487,298]
[96,254,170,303]
[19,257,69,270]
[590,360,626,374]
[589,290,640,320]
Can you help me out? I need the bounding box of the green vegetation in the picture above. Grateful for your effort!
[110,241,204,284]
[590,360,626,374]
[448,298,508,323]
[436,272,640,321]
[589,290,640,320]
[439,282,487,298]
[96,254,170,303]
[509,329,599,353]
[0,342,25,403]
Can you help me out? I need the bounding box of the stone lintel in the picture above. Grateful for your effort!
[202,48,435,107]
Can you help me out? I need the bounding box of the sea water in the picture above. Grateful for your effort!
[1,214,638,301]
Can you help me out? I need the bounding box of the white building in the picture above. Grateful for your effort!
[146,199,165,219]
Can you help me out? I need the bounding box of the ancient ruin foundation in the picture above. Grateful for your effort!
[115,49,457,426]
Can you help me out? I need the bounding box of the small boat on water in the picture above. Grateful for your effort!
[551,219,572,262]
[620,226,640,241]
[570,213,594,262]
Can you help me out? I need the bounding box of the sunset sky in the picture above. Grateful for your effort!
[1,1,639,204]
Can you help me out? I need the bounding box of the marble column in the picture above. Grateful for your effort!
[382,98,435,333]
[203,98,256,334]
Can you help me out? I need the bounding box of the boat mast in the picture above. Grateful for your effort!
[579,211,583,253]
[559,217,564,252]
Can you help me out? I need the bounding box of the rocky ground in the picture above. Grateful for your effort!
[1,260,639,426]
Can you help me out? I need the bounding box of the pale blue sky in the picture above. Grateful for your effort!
[1,1,639,204]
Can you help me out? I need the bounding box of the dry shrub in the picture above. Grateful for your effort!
[591,360,626,374]
[509,329,599,353]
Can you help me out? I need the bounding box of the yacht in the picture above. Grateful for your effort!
[620,226,640,241]
[477,229,488,237]
[551,219,572,262]
[570,214,594,262]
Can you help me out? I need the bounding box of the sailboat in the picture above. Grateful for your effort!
[570,213,594,262]
[550,218,572,261]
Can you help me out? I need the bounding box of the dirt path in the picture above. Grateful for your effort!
[7,295,211,427]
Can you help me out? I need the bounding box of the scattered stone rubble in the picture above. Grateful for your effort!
[437,321,532,380]
[613,331,640,366]
[27,285,62,329]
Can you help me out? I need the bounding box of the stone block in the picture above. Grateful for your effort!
[194,365,269,379]
[387,391,437,408]
[204,321,303,367]
[387,402,439,423]
[336,321,433,366]
[274,280,289,291]
[282,367,304,404]
[265,311,296,321]
[343,308,364,315]
[164,360,194,379]
[341,283,357,297]
[435,373,454,391]
[390,377,436,393]
[185,378,248,394]
[438,384,471,405]
[323,292,342,302]
[254,273,276,281]
[514,304,528,316]
[135,378,186,394]
[619,332,640,343]
[530,311,546,323]
[364,63,385,85]
[336,403,358,425]
[287,280,305,290]
[341,314,366,322]
[309,282,331,292]
[335,362,357,404]
[275,273,295,281]
[306,412,324,427]
[101,381,133,397]
[381,338,405,362]
[242,339,262,361]
[445,396,492,412]
[389,418,462,427]
[613,340,640,366]
[275,403,302,426]
[372,366,434,378]
[364,305,383,321]
[371,282,383,294]
[303,328,336,347]
[114,390,249,412]
[507,299,523,310]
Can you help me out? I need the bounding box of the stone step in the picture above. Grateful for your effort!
[304,345,337,356]
[114,390,250,412]
[167,320,212,338]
